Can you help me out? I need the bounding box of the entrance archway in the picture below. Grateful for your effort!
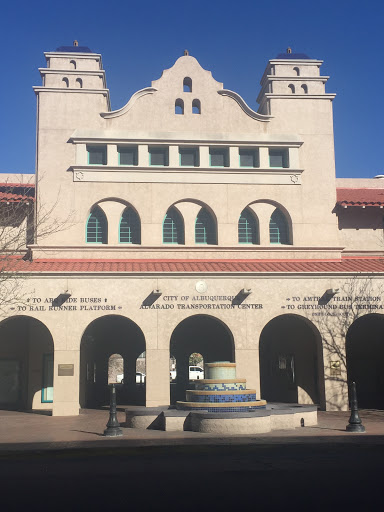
[0,316,54,411]
[346,314,384,409]
[80,315,145,408]
[259,314,325,408]
[170,315,234,403]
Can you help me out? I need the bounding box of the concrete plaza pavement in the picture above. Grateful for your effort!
[0,408,384,450]
[1,408,384,511]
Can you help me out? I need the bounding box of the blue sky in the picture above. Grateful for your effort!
[1,0,383,178]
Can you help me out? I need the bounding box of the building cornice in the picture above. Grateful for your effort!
[38,69,105,77]
[33,87,110,98]
[44,52,102,58]
[262,93,336,100]
[69,131,303,146]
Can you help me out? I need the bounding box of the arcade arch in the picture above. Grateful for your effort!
[169,315,234,404]
[0,316,54,411]
[346,313,384,409]
[259,314,325,408]
[80,315,146,408]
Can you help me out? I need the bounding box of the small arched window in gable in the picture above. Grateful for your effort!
[70,60,76,70]
[301,84,308,94]
[195,208,217,244]
[75,78,83,89]
[192,99,201,114]
[120,207,141,244]
[269,208,289,245]
[62,77,69,88]
[175,98,184,115]
[86,206,108,244]
[238,209,259,244]
[163,207,184,244]
[183,77,192,92]
[288,84,295,94]
[293,67,300,76]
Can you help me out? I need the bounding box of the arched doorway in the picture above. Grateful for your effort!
[80,315,146,408]
[259,314,325,408]
[0,316,54,411]
[170,315,234,404]
[346,314,384,409]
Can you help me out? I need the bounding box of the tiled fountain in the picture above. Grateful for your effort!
[176,361,267,412]
[125,360,317,434]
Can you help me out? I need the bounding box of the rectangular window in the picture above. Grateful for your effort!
[239,149,259,168]
[269,149,289,168]
[179,147,199,167]
[149,146,169,166]
[118,146,138,166]
[209,147,229,167]
[87,145,107,165]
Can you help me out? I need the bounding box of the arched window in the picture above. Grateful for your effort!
[183,77,192,92]
[301,84,308,94]
[269,209,289,245]
[119,207,141,244]
[238,208,259,244]
[288,84,295,94]
[163,207,184,244]
[192,99,201,114]
[75,78,83,89]
[175,98,184,115]
[195,208,216,244]
[293,67,300,76]
[62,77,69,88]
[70,60,76,69]
[86,206,107,244]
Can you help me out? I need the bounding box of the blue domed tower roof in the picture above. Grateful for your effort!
[275,48,310,59]
[55,41,93,53]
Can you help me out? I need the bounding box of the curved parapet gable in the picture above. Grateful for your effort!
[100,87,158,119]
[217,89,272,122]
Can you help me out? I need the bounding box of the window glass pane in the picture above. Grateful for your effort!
[180,148,198,167]
[163,208,184,244]
[150,148,168,166]
[88,146,107,165]
[87,207,107,243]
[239,150,258,167]
[210,148,228,167]
[269,209,289,244]
[269,150,288,168]
[238,209,258,244]
[120,207,140,244]
[119,147,137,166]
[195,208,216,244]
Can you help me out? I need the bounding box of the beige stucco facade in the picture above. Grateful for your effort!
[1,45,384,416]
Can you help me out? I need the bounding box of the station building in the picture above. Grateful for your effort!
[1,43,384,416]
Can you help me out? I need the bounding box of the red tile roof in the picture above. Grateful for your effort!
[1,257,384,274]
[0,183,35,204]
[336,188,384,207]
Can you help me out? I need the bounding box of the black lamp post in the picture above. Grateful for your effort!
[346,381,365,433]
[104,383,123,437]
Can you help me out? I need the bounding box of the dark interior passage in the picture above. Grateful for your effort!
[170,315,234,404]
[0,316,53,410]
[346,314,384,409]
[259,314,325,408]
[80,315,145,408]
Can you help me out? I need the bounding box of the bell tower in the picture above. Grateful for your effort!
[33,42,111,246]
[257,48,336,116]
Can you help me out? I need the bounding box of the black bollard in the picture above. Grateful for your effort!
[104,383,123,437]
[346,381,365,433]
